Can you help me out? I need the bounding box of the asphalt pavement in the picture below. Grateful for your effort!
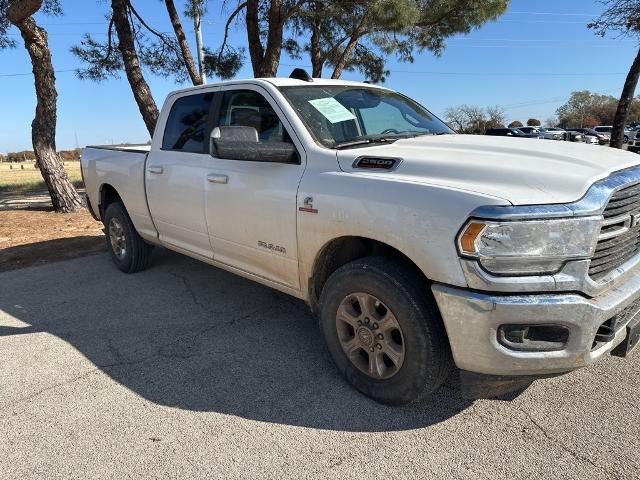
[0,249,638,479]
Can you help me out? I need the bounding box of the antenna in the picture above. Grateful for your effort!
[289,68,313,82]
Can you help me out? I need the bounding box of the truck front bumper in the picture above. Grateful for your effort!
[432,269,640,376]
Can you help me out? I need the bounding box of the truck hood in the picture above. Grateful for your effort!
[336,134,640,205]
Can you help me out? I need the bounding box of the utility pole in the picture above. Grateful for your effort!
[193,3,207,84]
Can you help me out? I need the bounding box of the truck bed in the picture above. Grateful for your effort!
[84,144,151,154]
[81,145,157,242]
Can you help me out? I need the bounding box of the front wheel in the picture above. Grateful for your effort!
[103,202,153,273]
[319,257,452,405]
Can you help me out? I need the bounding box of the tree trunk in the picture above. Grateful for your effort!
[112,0,159,137]
[8,4,83,213]
[331,34,360,79]
[245,0,286,77]
[310,3,323,77]
[611,47,640,150]
[193,10,206,84]
[164,0,202,85]
[245,0,264,77]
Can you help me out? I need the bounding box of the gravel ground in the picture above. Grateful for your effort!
[0,249,638,479]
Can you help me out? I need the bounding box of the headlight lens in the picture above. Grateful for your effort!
[458,217,601,275]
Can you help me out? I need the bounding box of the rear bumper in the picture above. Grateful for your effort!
[432,268,640,376]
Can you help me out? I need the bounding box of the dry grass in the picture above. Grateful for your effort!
[0,161,83,193]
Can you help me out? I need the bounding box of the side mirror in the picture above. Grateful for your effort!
[210,126,299,164]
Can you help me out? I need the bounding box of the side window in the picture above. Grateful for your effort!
[162,92,214,153]
[218,90,291,143]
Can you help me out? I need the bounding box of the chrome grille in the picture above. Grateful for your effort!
[590,182,640,280]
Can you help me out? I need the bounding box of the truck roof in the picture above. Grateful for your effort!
[168,77,389,96]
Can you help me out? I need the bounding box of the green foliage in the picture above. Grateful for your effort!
[1,0,62,49]
[555,90,640,128]
[526,118,541,126]
[408,0,508,56]
[290,0,509,82]
[589,0,640,37]
[184,0,206,19]
[508,120,523,128]
[72,1,243,83]
[203,47,245,80]
[0,0,15,49]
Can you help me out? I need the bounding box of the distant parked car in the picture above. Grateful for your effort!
[517,126,541,135]
[485,128,541,139]
[569,128,609,145]
[539,127,566,140]
[594,125,634,144]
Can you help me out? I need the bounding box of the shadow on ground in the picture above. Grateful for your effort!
[0,236,106,272]
[0,248,483,432]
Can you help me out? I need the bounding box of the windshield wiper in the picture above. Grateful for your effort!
[333,137,397,149]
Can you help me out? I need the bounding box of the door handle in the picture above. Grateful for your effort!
[148,166,163,174]
[207,174,228,184]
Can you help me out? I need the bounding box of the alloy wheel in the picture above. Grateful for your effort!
[335,292,405,380]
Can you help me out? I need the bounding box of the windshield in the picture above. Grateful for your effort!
[278,85,454,148]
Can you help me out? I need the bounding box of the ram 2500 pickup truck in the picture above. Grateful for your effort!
[82,71,640,405]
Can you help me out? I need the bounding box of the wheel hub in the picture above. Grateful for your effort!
[108,217,127,260]
[335,292,405,380]
[356,326,374,347]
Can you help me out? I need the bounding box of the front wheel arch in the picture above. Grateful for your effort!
[308,236,430,316]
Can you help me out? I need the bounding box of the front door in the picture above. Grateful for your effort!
[146,90,216,258]
[204,87,305,289]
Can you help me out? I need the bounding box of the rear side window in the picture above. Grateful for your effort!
[162,92,214,153]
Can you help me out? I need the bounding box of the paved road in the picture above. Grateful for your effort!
[0,249,638,479]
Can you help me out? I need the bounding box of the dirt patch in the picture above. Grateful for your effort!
[0,207,106,272]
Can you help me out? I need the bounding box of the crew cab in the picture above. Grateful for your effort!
[82,71,640,404]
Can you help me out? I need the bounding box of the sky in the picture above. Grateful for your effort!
[0,0,637,152]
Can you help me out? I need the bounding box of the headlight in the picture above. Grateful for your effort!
[457,217,601,275]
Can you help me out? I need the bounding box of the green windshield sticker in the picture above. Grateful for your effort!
[308,97,356,123]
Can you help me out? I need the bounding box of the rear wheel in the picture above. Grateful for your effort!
[319,257,452,405]
[103,202,153,273]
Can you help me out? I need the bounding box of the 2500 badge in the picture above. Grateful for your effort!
[258,241,286,255]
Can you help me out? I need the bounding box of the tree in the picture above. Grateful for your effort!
[72,0,243,135]
[444,104,505,134]
[164,0,202,85]
[244,0,306,77]
[555,90,640,128]
[526,118,541,126]
[589,0,640,149]
[1,0,83,212]
[485,105,506,130]
[508,120,523,128]
[290,0,509,82]
[545,116,559,128]
[111,0,159,136]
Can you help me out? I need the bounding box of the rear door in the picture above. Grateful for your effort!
[146,89,217,258]
[203,86,306,289]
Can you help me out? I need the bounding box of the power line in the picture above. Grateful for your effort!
[0,69,76,78]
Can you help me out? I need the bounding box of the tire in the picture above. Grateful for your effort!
[319,257,453,405]
[103,202,153,273]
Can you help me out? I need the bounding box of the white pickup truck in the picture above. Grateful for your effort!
[82,71,640,405]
